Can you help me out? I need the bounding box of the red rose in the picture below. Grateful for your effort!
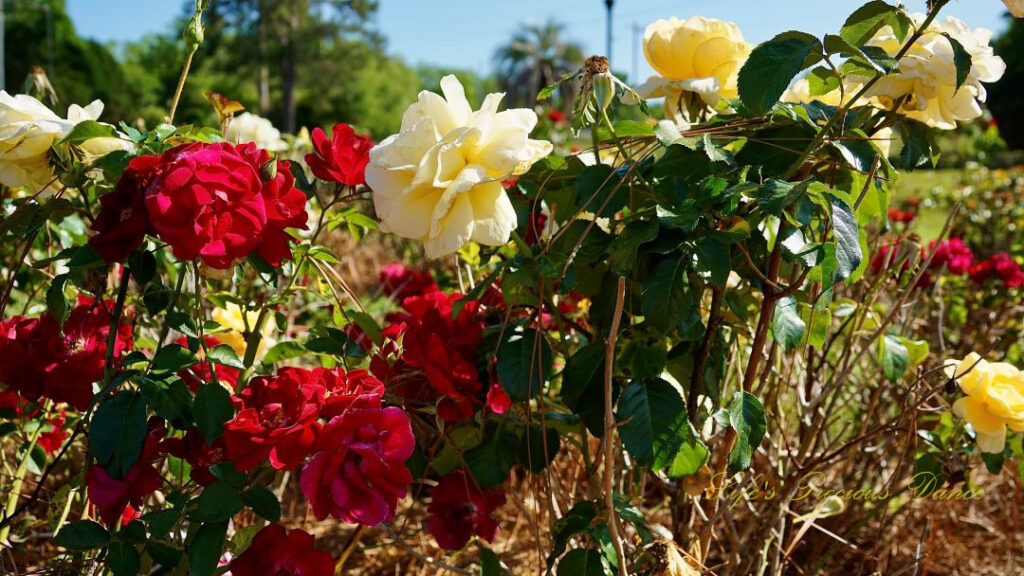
[85,462,162,526]
[548,109,565,123]
[320,368,385,419]
[991,252,1024,288]
[887,208,915,223]
[37,410,68,454]
[0,297,131,410]
[89,155,162,263]
[143,142,307,270]
[379,262,438,301]
[305,124,373,186]
[222,367,325,471]
[925,238,974,275]
[299,406,414,525]
[176,336,240,392]
[228,523,334,576]
[427,469,505,550]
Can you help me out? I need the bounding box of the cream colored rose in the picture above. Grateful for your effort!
[635,17,752,124]
[946,352,1024,453]
[0,92,128,192]
[225,112,287,152]
[860,14,1005,130]
[366,75,552,258]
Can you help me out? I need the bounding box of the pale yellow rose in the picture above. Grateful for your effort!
[860,15,1005,130]
[225,112,288,152]
[366,75,552,258]
[211,303,276,361]
[946,352,1024,453]
[0,92,129,193]
[636,17,752,123]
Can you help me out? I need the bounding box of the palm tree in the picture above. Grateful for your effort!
[494,20,584,109]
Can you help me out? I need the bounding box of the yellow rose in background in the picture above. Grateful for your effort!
[366,75,552,258]
[636,17,752,124]
[0,92,129,193]
[211,303,276,361]
[946,352,1024,454]
[860,15,1005,130]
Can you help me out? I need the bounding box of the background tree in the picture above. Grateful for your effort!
[493,20,583,109]
[987,13,1024,149]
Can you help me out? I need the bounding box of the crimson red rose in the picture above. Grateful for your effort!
[0,297,131,410]
[305,123,373,186]
[887,208,915,223]
[299,406,414,525]
[89,155,162,263]
[379,262,438,301]
[320,368,385,419]
[427,469,505,550]
[548,109,565,123]
[176,336,240,392]
[85,462,162,526]
[37,410,68,454]
[925,238,974,275]
[222,367,325,471]
[228,523,334,576]
[143,142,307,269]
[991,252,1024,288]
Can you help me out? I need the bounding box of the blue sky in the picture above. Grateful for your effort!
[67,0,1010,83]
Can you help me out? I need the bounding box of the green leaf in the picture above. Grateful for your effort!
[137,376,194,429]
[465,424,518,488]
[757,179,798,216]
[46,274,71,324]
[981,451,1005,474]
[242,487,282,523]
[830,198,862,285]
[942,33,972,90]
[831,136,878,173]
[152,344,198,373]
[772,296,806,352]
[207,344,245,370]
[607,219,658,275]
[806,67,841,97]
[560,342,610,436]
[261,340,308,365]
[667,424,710,478]
[194,383,234,444]
[695,239,730,288]
[738,31,823,115]
[897,119,939,169]
[54,520,110,550]
[108,541,141,576]
[127,250,157,285]
[193,482,243,522]
[840,1,907,46]
[188,521,228,576]
[879,334,909,382]
[59,120,118,145]
[727,392,767,474]
[617,379,690,470]
[480,547,502,576]
[518,424,560,474]
[90,391,148,477]
[557,549,607,576]
[547,501,599,568]
[642,258,687,332]
[496,328,553,401]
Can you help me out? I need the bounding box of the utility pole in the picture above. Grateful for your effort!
[604,0,613,62]
[632,22,641,83]
[1,0,6,92]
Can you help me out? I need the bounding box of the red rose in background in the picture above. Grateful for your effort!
[0,297,131,410]
[37,411,67,454]
[176,336,240,392]
[926,238,974,275]
[228,523,334,576]
[143,142,306,270]
[379,262,438,301]
[548,109,565,123]
[991,252,1024,288]
[299,406,414,525]
[305,123,373,186]
[89,155,162,263]
[222,367,325,471]
[427,469,505,550]
[887,208,915,223]
[320,368,385,418]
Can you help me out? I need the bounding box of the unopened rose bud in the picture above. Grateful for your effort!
[260,158,278,181]
[184,14,205,53]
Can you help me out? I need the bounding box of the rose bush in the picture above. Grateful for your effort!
[0,1,1020,574]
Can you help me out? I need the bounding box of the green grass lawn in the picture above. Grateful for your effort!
[891,168,962,240]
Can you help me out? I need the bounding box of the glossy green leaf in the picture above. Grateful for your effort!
[90,391,148,477]
[727,391,767,473]
[738,31,822,115]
